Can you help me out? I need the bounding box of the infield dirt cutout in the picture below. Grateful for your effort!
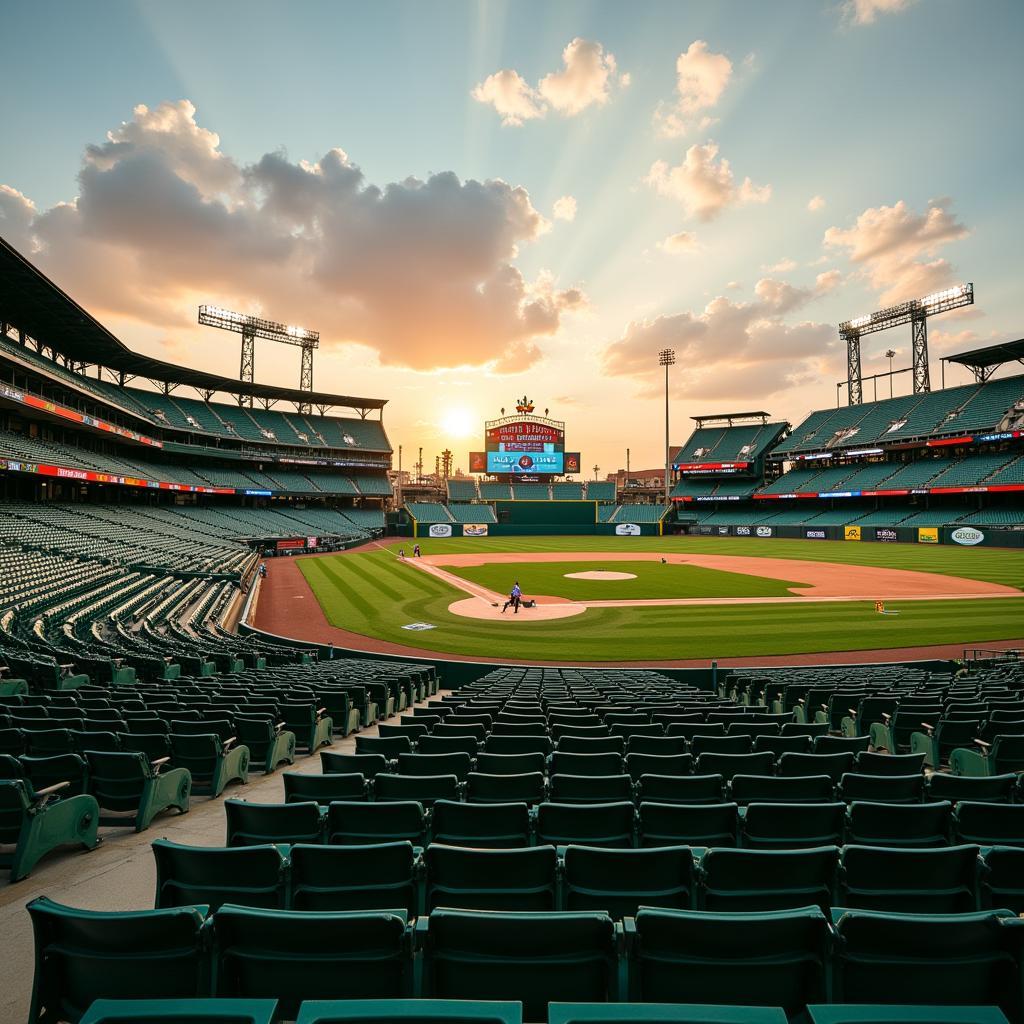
[410,550,1021,623]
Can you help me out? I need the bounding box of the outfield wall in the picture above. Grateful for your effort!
[690,523,1024,547]
[414,521,662,538]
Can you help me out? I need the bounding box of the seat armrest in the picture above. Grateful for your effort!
[33,780,71,798]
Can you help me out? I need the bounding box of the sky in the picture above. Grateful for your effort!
[1,0,1022,475]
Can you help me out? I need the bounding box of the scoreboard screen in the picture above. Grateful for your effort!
[487,450,564,474]
[476,409,573,477]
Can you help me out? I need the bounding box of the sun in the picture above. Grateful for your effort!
[440,407,476,438]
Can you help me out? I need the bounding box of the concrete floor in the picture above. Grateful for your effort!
[0,696,442,1024]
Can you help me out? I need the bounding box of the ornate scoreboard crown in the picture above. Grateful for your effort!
[515,396,535,414]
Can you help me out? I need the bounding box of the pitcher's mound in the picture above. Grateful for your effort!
[564,571,637,581]
[449,597,586,621]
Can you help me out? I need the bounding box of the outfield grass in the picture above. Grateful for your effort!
[445,559,808,601]
[296,537,1024,661]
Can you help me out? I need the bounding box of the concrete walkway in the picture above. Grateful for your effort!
[0,695,443,1024]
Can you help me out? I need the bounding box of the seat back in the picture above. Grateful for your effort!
[701,847,839,912]
[730,774,833,806]
[778,752,854,784]
[426,844,557,911]
[637,802,737,848]
[846,801,952,848]
[636,774,725,805]
[430,800,531,849]
[289,842,418,915]
[954,802,1024,847]
[854,752,926,776]
[536,802,635,848]
[743,803,846,849]
[321,752,389,779]
[225,800,322,847]
[283,773,366,806]
[695,752,774,782]
[326,800,427,846]
[152,839,285,911]
[397,753,472,781]
[374,774,460,806]
[563,845,694,917]
[86,751,149,811]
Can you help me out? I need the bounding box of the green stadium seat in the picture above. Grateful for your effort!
[317,693,362,737]
[475,752,547,776]
[753,735,812,757]
[289,841,419,915]
[838,844,980,913]
[356,737,413,759]
[627,906,829,1017]
[484,736,553,757]
[845,801,952,848]
[169,734,249,797]
[837,773,924,804]
[699,847,838,912]
[374,773,460,806]
[321,752,390,778]
[234,717,296,774]
[626,736,689,756]
[117,732,173,764]
[813,735,871,755]
[980,846,1024,912]
[225,799,323,847]
[550,752,624,777]
[283,772,368,806]
[926,772,1017,803]
[536,802,635,848]
[397,752,472,781]
[695,753,774,782]
[690,735,752,757]
[0,778,99,881]
[854,752,926,776]
[910,718,983,769]
[950,735,1024,776]
[295,999,523,1024]
[729,775,833,805]
[281,703,333,754]
[636,774,726,805]
[152,839,286,911]
[953,802,1024,847]
[742,802,845,849]
[86,751,191,831]
[777,752,855,784]
[562,845,695,916]
[418,735,480,756]
[421,909,619,1022]
[625,753,693,781]
[830,908,1021,1019]
[80,998,280,1024]
[326,800,427,846]
[430,799,531,848]
[637,802,738,847]
[212,907,412,1017]
[27,898,209,1023]
[425,843,557,911]
[549,774,634,804]
[466,771,546,805]
[20,752,89,796]
[556,737,625,755]
[806,1007,1008,1024]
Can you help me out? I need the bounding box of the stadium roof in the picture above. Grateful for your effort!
[0,235,386,411]
[690,410,773,424]
[944,338,1024,371]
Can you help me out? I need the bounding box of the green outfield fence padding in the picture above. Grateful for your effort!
[495,500,599,525]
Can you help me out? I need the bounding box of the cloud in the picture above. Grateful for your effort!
[473,38,627,126]
[659,230,699,254]
[471,70,545,127]
[823,197,968,304]
[763,257,798,273]
[645,142,771,221]
[0,185,36,251]
[841,0,917,26]
[552,195,577,221]
[602,277,836,402]
[655,40,733,138]
[9,99,585,373]
[807,195,826,212]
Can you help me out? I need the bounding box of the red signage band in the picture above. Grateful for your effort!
[674,461,750,471]
[0,458,234,494]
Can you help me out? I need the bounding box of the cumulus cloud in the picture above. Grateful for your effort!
[602,276,837,402]
[841,0,917,26]
[655,40,733,138]
[552,195,577,221]
[471,70,545,127]
[763,257,798,273]
[659,230,699,254]
[645,142,771,221]
[807,195,826,212]
[0,185,36,252]
[8,100,584,373]
[473,38,627,125]
[823,197,968,304]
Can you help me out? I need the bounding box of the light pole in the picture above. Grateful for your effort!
[659,348,676,504]
[885,350,896,399]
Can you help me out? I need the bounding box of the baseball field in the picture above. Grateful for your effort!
[281,536,1024,662]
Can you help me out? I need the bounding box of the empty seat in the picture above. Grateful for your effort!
[550,752,624,777]
[831,908,1020,1018]
[690,735,751,757]
[374,774,460,806]
[431,800,531,848]
[854,752,926,776]
[778,752,854,784]
[743,803,846,850]
[926,772,1017,804]
[212,906,411,1018]
[283,772,367,806]
[417,735,479,756]
[549,774,634,804]
[563,845,694,916]
[813,735,871,755]
[225,799,322,847]
[152,839,285,910]
[289,842,419,915]
[846,801,951,848]
[27,897,209,1021]
[466,772,546,806]
[20,752,89,797]
[356,736,412,759]
[86,751,191,832]
[754,735,812,757]
[695,752,774,782]
[637,802,738,848]
[980,847,1024,913]
[484,735,553,757]
[321,752,389,778]
[806,1007,1008,1024]
[730,774,833,805]
[423,909,619,1022]
[950,735,1024,777]
[234,717,296,774]
[294,999,523,1024]
[169,733,249,797]
[426,844,557,911]
[625,753,693,782]
[281,704,334,754]
[556,737,625,755]
[397,752,472,781]
[838,844,980,913]
[838,773,924,804]
[326,800,427,846]
[536,802,635,848]
[700,847,838,912]
[629,906,830,1017]
[954,802,1024,847]
[475,752,546,776]
[80,998,280,1024]
[636,774,725,805]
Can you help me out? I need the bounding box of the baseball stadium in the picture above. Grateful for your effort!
[3,3,1024,1023]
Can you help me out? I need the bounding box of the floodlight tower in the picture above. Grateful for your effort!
[659,348,676,502]
[837,283,973,405]
[197,306,319,411]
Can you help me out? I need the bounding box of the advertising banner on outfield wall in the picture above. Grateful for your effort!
[918,528,939,544]
[463,524,489,537]
[950,526,985,546]
[876,528,898,543]
[735,526,751,536]
[805,529,827,540]
[844,526,861,541]
[428,524,453,538]
[615,523,641,536]
[756,526,773,538]
[699,525,715,536]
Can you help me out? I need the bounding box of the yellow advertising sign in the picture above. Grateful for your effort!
[844,526,861,541]
[918,527,939,544]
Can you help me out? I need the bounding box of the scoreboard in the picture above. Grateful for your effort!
[470,403,579,478]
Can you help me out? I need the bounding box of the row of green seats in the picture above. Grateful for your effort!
[28,899,1024,1023]
[153,836,1024,918]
